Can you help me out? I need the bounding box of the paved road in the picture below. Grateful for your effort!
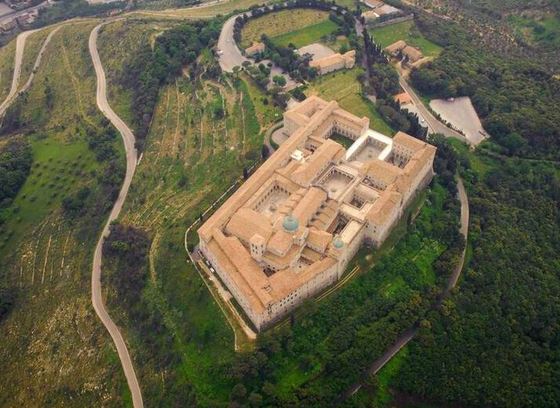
[399,76,468,144]
[0,28,38,117]
[17,26,60,96]
[89,22,143,408]
[217,13,248,72]
[445,177,469,293]
[0,0,50,25]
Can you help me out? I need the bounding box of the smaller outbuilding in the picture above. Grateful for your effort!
[384,40,407,56]
[402,45,423,63]
[309,50,356,75]
[384,40,423,66]
[245,42,265,57]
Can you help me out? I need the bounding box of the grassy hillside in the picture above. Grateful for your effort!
[0,22,129,407]
[240,8,332,48]
[0,39,16,103]
[18,27,53,85]
[370,20,442,57]
[97,19,180,127]
[306,68,394,135]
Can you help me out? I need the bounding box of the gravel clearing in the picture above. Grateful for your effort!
[429,96,488,145]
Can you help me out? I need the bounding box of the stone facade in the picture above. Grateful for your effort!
[197,96,436,331]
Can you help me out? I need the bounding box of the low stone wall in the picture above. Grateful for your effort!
[368,13,414,28]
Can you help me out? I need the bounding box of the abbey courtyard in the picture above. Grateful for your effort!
[197,96,436,331]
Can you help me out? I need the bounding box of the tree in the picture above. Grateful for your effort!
[272,75,287,87]
[230,383,247,401]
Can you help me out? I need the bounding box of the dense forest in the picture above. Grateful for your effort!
[0,138,32,322]
[0,138,32,211]
[394,157,560,407]
[361,9,560,408]
[410,15,560,159]
[119,20,221,149]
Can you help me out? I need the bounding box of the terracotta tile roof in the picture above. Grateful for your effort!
[225,207,273,243]
[291,140,344,186]
[403,45,423,62]
[307,228,332,253]
[393,131,427,152]
[394,92,412,105]
[385,40,407,55]
[267,230,293,256]
[366,191,402,224]
[365,159,403,185]
[292,187,327,226]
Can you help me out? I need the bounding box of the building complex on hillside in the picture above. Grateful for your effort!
[385,40,424,65]
[197,96,436,331]
[309,50,356,75]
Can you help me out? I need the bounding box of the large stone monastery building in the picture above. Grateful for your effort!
[198,96,436,331]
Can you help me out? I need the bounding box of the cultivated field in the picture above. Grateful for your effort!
[273,19,340,48]
[130,0,269,20]
[371,20,442,57]
[0,22,128,407]
[240,8,332,48]
[306,68,394,135]
[96,18,283,403]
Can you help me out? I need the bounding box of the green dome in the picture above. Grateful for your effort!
[283,215,299,232]
[333,237,344,249]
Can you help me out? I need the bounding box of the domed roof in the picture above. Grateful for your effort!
[282,215,299,232]
[333,237,344,249]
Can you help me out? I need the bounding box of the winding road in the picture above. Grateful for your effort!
[398,76,469,144]
[0,28,38,117]
[89,22,143,408]
[217,13,248,72]
[343,176,470,400]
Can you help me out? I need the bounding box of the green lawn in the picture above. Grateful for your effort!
[272,19,339,48]
[306,68,395,135]
[0,135,101,256]
[371,20,443,58]
[240,8,332,48]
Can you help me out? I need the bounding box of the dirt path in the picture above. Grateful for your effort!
[89,21,143,408]
[0,28,39,117]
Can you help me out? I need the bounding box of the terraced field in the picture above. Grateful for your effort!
[97,18,180,126]
[0,22,128,407]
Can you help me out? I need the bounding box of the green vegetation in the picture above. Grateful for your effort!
[306,68,394,135]
[330,132,355,149]
[0,39,16,103]
[19,28,53,83]
[273,19,339,48]
[411,14,560,160]
[0,21,128,407]
[509,14,560,49]
[240,8,332,48]
[0,138,32,211]
[118,20,222,148]
[371,20,442,57]
[394,146,560,408]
